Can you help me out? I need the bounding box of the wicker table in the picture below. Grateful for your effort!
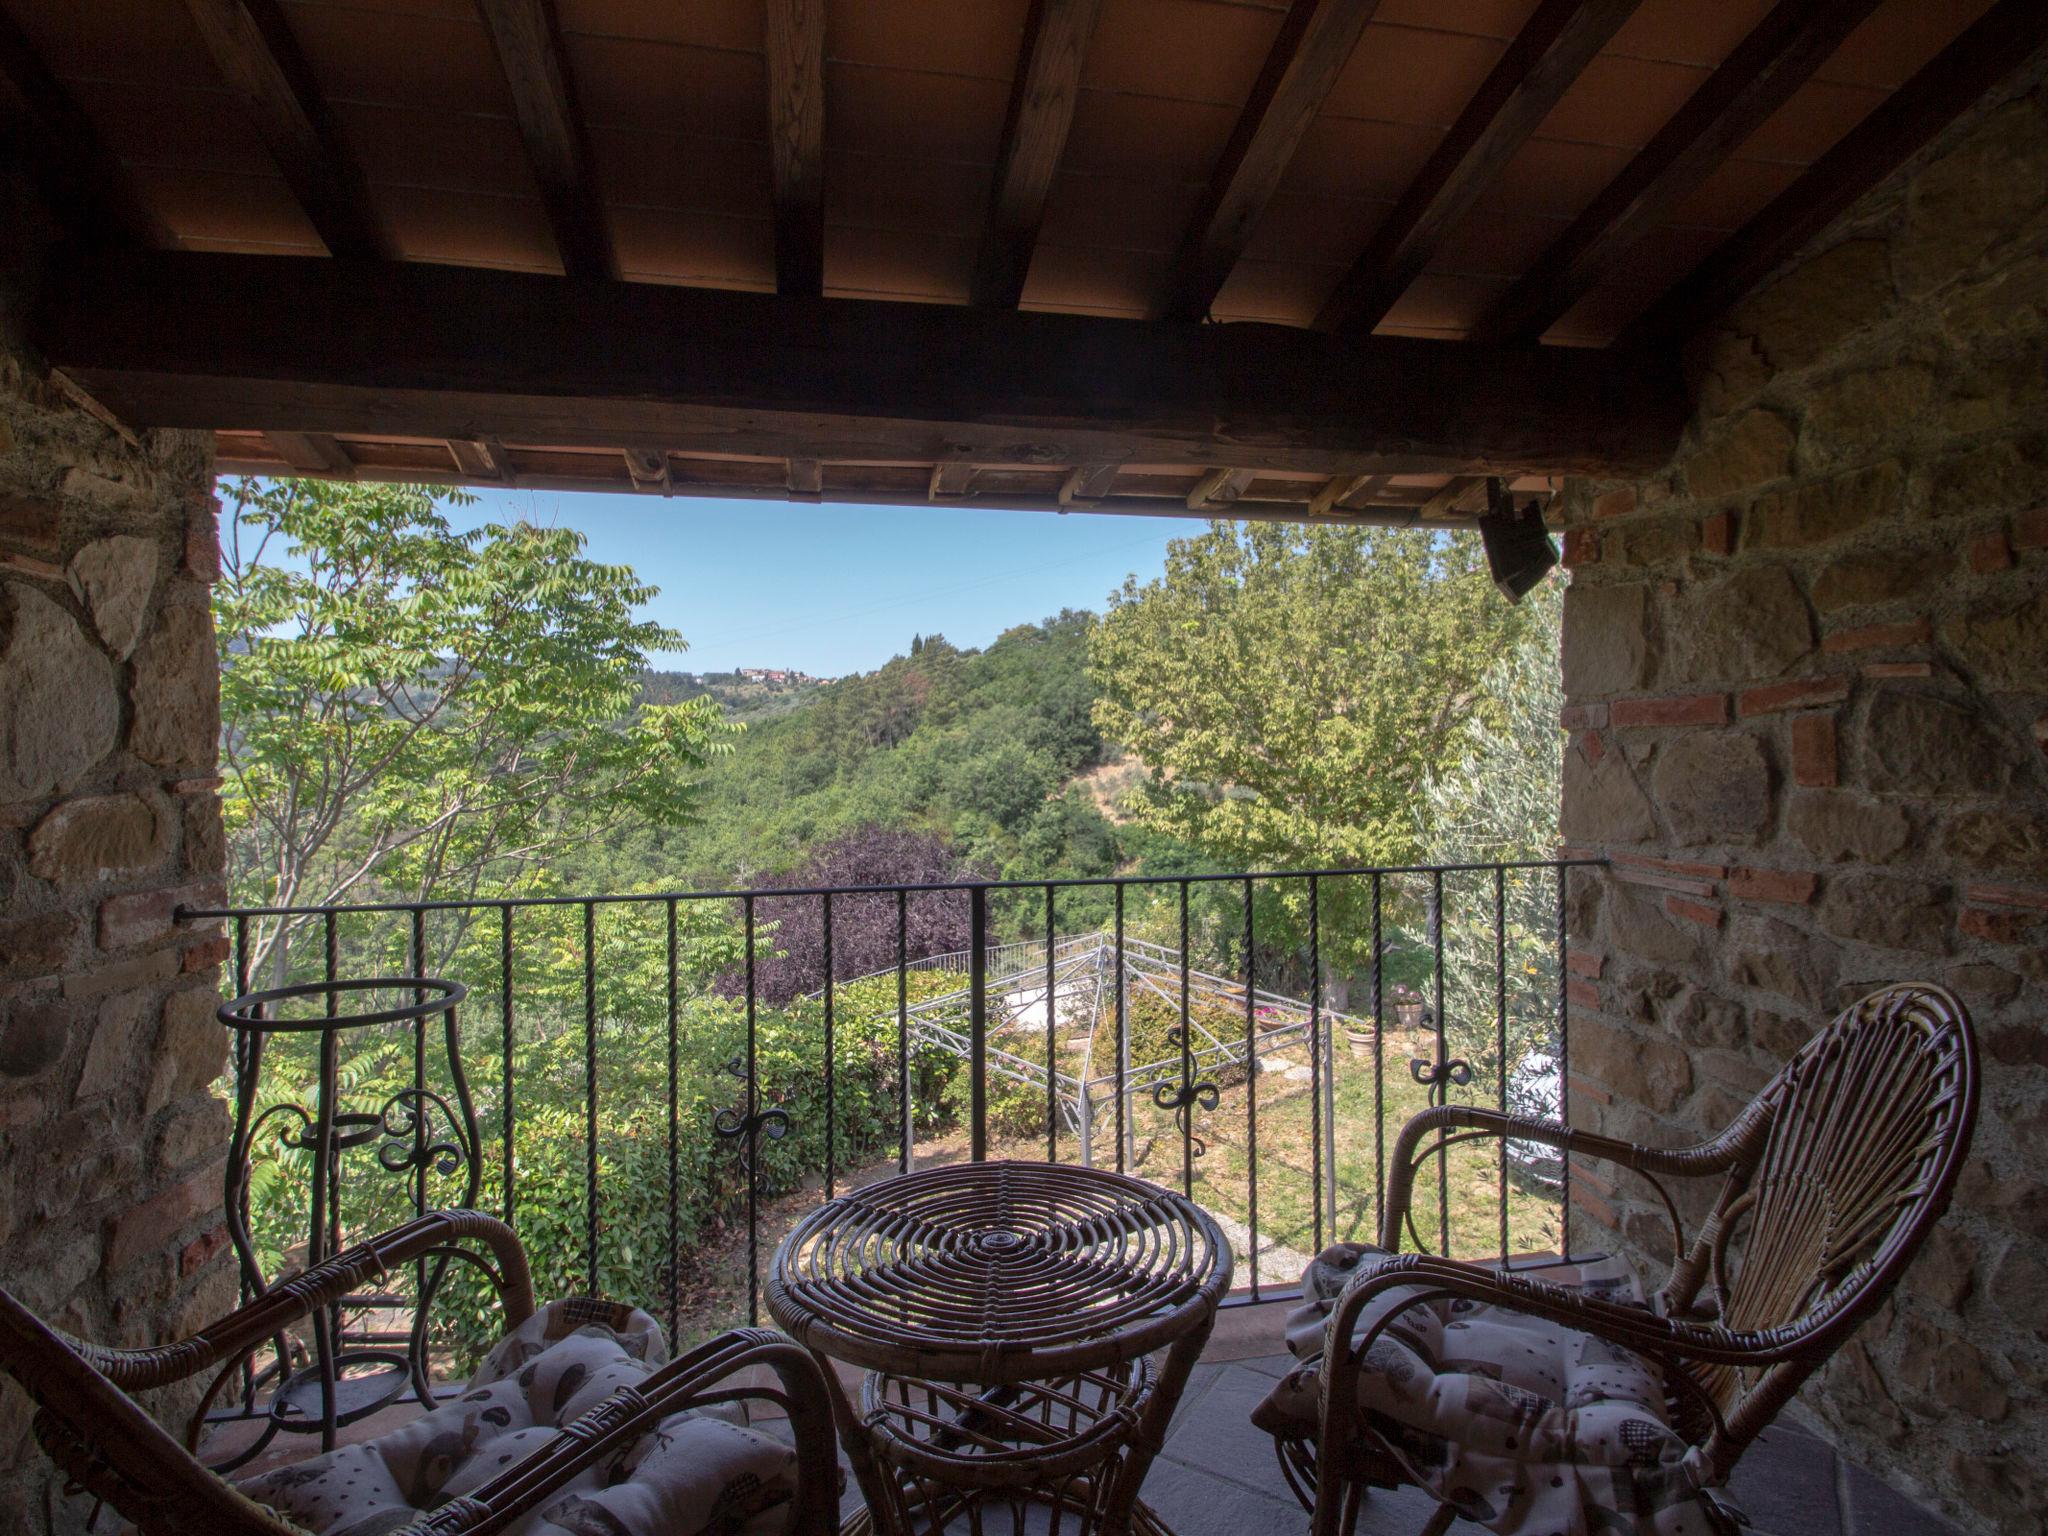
[768,1160,1232,1536]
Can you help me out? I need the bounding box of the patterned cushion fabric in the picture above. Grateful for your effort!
[1252,1244,1725,1536]
[236,1299,802,1536]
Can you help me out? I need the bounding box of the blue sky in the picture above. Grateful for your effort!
[456,488,1184,677]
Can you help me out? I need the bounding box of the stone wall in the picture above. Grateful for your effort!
[0,298,231,1524]
[1556,72,2048,1536]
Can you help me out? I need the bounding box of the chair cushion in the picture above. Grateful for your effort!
[236,1299,801,1536]
[1252,1245,1725,1536]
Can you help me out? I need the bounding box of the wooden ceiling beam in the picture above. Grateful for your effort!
[972,0,1102,308]
[765,0,826,298]
[34,249,1689,480]
[1059,464,1121,508]
[1469,0,1885,345]
[1186,467,1256,511]
[1307,472,1385,518]
[1155,0,1382,322]
[1316,0,1638,335]
[447,437,509,481]
[179,0,394,261]
[786,457,823,501]
[477,0,616,280]
[1625,0,2048,348]
[1420,474,1484,518]
[929,462,976,499]
[264,430,353,474]
[0,10,169,246]
[624,446,672,494]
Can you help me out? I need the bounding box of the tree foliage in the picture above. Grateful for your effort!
[1089,523,1527,871]
[215,478,731,978]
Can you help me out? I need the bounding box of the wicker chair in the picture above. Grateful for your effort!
[0,1208,840,1536]
[1262,981,1978,1536]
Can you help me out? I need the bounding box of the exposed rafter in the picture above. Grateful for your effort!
[1154,0,1381,322]
[1186,467,1256,511]
[1307,472,1385,518]
[447,437,509,482]
[1059,464,1120,508]
[264,430,353,474]
[765,0,826,298]
[1625,0,2048,347]
[972,0,1102,308]
[1470,0,1886,345]
[35,250,1689,480]
[476,0,616,280]
[179,0,394,261]
[0,10,169,246]
[1421,474,1484,518]
[1316,0,1638,335]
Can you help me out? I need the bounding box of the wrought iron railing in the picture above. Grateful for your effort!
[187,859,1597,1396]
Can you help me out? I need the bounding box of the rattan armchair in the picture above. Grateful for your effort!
[0,1208,840,1536]
[1272,982,1978,1536]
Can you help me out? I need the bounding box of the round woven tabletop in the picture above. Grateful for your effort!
[768,1161,1230,1382]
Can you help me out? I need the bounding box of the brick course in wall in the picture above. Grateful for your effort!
[0,319,230,1530]
[1557,73,2048,1536]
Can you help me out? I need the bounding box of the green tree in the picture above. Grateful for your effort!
[1089,523,1527,990]
[215,478,731,980]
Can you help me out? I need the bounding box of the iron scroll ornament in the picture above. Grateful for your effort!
[714,1055,793,1169]
[1151,1080,1221,1157]
[1409,1055,1474,1107]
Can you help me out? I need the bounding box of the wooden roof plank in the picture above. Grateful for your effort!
[179,0,395,261]
[766,0,826,298]
[1625,0,2048,347]
[35,249,1690,480]
[972,0,1102,308]
[1154,0,1383,323]
[477,0,617,280]
[0,9,170,247]
[1316,0,1640,336]
[1470,0,1887,345]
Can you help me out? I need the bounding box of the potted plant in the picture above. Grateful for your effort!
[1392,984,1426,1032]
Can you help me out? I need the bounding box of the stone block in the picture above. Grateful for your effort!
[1684,409,1795,499]
[1649,731,1772,846]
[1743,463,1900,550]
[0,492,61,556]
[0,582,120,801]
[1661,565,1812,684]
[1863,691,2022,797]
[74,989,151,1101]
[1942,810,2048,879]
[1571,1014,1693,1115]
[1898,98,2048,297]
[1810,547,1939,612]
[1561,743,1656,844]
[1727,912,1834,1008]
[1923,434,2048,520]
[1944,589,2048,691]
[129,601,219,770]
[1604,881,1703,966]
[2014,505,2048,550]
[1561,581,1651,697]
[26,793,170,885]
[1818,872,1952,954]
[0,998,73,1079]
[1804,366,1934,459]
[1562,526,1599,567]
[0,911,79,978]
[60,945,178,1002]
[1606,517,1696,568]
[151,984,227,1109]
[1731,238,1893,372]
[154,1095,229,1176]
[66,535,157,660]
